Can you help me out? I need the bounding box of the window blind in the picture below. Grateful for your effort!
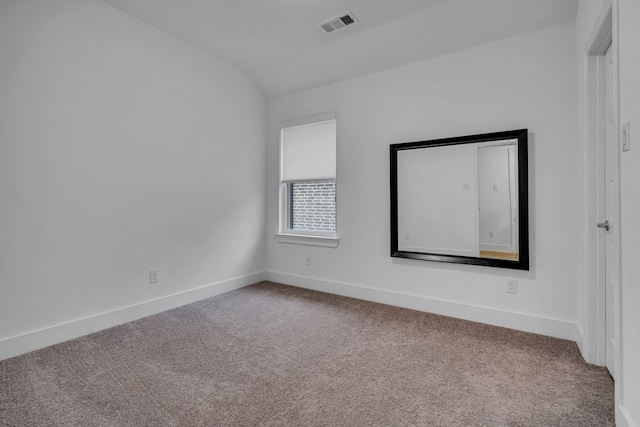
[281,119,336,182]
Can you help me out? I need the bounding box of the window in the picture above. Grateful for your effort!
[277,113,339,247]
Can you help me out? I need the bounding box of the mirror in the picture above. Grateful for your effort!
[390,129,529,270]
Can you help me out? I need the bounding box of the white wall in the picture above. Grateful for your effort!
[0,0,266,359]
[266,23,578,339]
[576,1,639,424]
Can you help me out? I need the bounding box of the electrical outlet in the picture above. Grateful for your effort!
[306,255,312,266]
[489,230,495,238]
[506,279,517,294]
[149,269,159,284]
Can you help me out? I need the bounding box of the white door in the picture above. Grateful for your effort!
[603,42,617,378]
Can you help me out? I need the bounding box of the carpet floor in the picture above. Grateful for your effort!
[0,281,614,426]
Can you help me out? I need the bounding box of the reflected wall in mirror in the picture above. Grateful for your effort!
[390,129,529,270]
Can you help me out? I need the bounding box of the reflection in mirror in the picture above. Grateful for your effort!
[390,129,528,270]
[477,143,518,261]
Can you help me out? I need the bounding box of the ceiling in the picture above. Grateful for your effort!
[100,0,578,98]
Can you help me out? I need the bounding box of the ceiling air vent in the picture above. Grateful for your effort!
[319,11,358,34]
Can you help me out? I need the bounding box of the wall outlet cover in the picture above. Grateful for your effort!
[150,269,159,284]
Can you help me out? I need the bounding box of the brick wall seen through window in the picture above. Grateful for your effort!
[289,181,336,232]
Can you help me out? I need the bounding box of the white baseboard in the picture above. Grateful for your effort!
[264,271,577,341]
[1,270,580,362]
[575,323,586,358]
[619,405,637,427]
[0,271,265,362]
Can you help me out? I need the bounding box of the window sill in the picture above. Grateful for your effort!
[274,233,340,248]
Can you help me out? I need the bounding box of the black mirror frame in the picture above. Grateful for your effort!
[390,129,529,270]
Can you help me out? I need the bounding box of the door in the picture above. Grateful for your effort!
[603,42,617,378]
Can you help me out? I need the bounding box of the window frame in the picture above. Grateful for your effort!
[276,113,339,248]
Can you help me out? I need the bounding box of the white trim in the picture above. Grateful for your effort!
[581,51,608,366]
[581,0,616,367]
[611,0,624,421]
[274,233,340,248]
[279,112,338,237]
[582,1,625,421]
[585,0,613,55]
[0,271,265,362]
[264,271,577,341]
[618,404,637,427]
[279,112,336,130]
[575,323,585,355]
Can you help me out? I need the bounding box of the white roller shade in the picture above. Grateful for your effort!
[281,119,336,182]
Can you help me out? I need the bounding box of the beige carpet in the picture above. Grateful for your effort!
[0,281,614,426]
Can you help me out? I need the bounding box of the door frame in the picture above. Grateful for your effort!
[582,0,623,414]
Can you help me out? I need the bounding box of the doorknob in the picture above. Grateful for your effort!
[597,220,611,231]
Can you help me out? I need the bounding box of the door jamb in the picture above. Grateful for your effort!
[584,5,611,367]
[582,0,624,421]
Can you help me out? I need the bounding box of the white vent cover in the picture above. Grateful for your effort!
[319,11,358,34]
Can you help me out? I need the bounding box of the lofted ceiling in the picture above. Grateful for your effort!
[99,0,578,98]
